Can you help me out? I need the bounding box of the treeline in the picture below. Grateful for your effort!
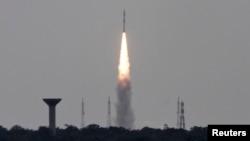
[0,124,207,141]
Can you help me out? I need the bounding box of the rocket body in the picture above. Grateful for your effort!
[123,10,125,32]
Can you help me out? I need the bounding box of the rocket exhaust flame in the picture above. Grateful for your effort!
[116,30,135,129]
[118,33,130,81]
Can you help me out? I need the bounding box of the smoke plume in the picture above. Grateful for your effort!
[116,33,135,129]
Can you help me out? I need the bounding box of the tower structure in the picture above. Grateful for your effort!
[107,96,112,127]
[177,97,180,128]
[43,98,61,134]
[81,98,84,128]
[177,97,185,129]
[180,101,185,129]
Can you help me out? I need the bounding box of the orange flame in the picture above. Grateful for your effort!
[118,32,130,80]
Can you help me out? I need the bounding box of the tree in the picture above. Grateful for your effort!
[0,126,7,141]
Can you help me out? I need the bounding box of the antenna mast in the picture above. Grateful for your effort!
[81,98,84,128]
[107,96,112,127]
[177,97,180,128]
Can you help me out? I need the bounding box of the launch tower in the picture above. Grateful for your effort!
[177,97,185,129]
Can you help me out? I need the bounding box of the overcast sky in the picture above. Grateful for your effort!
[0,0,250,130]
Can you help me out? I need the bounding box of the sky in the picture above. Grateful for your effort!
[0,0,250,130]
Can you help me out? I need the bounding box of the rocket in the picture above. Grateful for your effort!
[123,10,125,32]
